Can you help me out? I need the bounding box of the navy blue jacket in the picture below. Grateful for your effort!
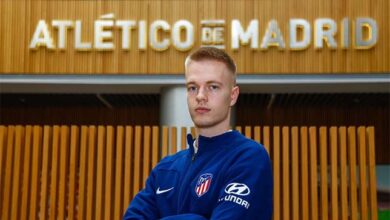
[123,130,273,219]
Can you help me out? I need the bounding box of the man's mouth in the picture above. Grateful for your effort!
[195,107,210,114]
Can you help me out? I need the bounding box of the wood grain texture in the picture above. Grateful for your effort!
[339,127,348,220]
[319,127,328,220]
[29,126,43,220]
[123,126,133,206]
[114,126,125,220]
[330,127,338,220]
[273,126,280,220]
[67,126,79,220]
[300,127,309,220]
[0,125,380,219]
[367,127,378,220]
[291,127,299,220]
[282,126,290,220]
[20,126,32,220]
[77,126,88,220]
[0,0,388,74]
[309,127,318,220]
[104,126,115,220]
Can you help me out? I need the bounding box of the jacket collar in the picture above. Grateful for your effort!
[187,130,238,155]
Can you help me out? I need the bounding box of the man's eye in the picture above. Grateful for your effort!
[188,86,197,92]
[209,85,219,91]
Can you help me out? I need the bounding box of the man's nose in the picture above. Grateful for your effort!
[196,87,207,102]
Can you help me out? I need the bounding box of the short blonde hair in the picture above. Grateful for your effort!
[185,47,237,75]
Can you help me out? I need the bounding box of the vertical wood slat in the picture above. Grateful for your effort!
[181,127,187,151]
[11,126,25,220]
[143,126,151,188]
[0,126,7,216]
[67,126,79,220]
[29,126,43,220]
[358,127,368,220]
[339,127,348,220]
[319,127,328,220]
[253,126,261,144]
[2,126,15,220]
[86,126,97,220]
[330,127,338,220]
[309,127,318,220]
[152,126,159,168]
[123,126,133,207]
[282,126,290,220]
[291,127,299,220]
[367,127,378,220]
[170,127,177,155]
[133,126,142,196]
[235,126,242,133]
[245,126,252,138]
[105,126,115,220]
[77,126,89,220]
[39,126,51,220]
[49,126,60,220]
[161,126,169,159]
[263,126,270,154]
[58,126,69,220]
[95,126,105,220]
[273,126,280,220]
[20,126,32,220]
[114,126,125,220]
[348,127,358,220]
[300,127,309,220]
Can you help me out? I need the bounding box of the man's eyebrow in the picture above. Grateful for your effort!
[185,80,222,86]
[185,81,196,86]
[206,81,222,85]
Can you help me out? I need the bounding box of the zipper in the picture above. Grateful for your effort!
[176,156,194,213]
[191,153,197,161]
[177,138,197,213]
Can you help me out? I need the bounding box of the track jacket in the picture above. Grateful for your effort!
[123,130,273,220]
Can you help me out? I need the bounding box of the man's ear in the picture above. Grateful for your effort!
[230,86,240,106]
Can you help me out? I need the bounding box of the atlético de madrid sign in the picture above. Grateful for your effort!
[29,13,378,51]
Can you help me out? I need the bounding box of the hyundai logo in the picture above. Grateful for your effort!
[224,183,250,196]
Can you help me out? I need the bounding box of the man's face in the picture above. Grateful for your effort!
[185,59,239,130]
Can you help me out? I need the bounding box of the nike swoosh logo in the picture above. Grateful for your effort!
[156,187,174,194]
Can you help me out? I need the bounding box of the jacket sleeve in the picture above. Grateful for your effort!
[210,144,273,220]
[123,171,159,220]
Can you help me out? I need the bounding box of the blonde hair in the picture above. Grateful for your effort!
[185,47,237,76]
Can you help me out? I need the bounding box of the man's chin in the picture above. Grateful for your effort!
[193,121,214,129]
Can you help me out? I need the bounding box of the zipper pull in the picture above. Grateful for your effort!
[192,138,198,162]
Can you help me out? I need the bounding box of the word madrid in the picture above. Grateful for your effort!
[29,14,378,51]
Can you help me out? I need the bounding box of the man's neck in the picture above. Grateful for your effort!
[196,124,231,138]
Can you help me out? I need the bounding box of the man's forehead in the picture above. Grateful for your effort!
[185,69,226,82]
[185,59,235,85]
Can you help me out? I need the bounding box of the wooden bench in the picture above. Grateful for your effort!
[0,125,378,220]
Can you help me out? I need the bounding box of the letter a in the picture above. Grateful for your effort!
[29,20,55,49]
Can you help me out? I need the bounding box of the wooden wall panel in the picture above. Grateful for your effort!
[10,126,24,220]
[0,125,379,219]
[114,126,124,220]
[67,126,79,220]
[0,0,388,74]
[122,126,133,209]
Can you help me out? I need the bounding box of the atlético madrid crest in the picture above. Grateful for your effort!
[195,173,213,197]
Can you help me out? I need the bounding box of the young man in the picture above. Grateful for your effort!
[123,47,273,219]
